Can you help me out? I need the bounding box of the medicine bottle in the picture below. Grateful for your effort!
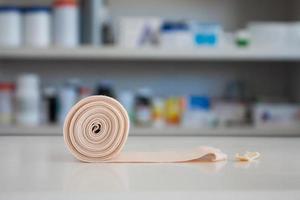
[16,74,41,126]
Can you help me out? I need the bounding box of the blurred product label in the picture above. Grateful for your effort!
[136,106,152,125]
[119,17,161,48]
[165,97,183,125]
[191,23,222,47]
[160,20,193,49]
[213,102,247,127]
[253,103,300,127]
[152,97,165,128]
[183,96,216,128]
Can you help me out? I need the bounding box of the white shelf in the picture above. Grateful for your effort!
[0,47,300,61]
[0,125,299,136]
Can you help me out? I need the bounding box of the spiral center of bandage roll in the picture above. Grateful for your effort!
[92,123,101,134]
[63,96,130,162]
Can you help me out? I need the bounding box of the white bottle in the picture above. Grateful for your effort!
[23,6,51,47]
[53,0,79,47]
[16,74,41,126]
[0,6,21,47]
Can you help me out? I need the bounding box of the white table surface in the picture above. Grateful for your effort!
[0,136,299,200]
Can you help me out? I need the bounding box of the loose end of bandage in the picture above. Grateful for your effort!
[235,151,260,162]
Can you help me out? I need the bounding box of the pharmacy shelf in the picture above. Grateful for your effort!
[0,125,299,136]
[1,47,300,61]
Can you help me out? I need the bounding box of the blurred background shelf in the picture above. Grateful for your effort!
[1,47,300,61]
[1,0,300,137]
[0,125,299,136]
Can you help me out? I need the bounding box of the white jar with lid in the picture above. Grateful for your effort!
[53,0,79,47]
[16,74,41,126]
[0,6,21,47]
[23,6,51,47]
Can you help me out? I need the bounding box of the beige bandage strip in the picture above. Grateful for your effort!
[236,152,260,162]
[64,96,227,163]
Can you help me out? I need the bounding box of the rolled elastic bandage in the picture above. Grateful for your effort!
[64,95,227,163]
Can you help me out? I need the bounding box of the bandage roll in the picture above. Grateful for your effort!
[64,96,227,163]
[64,96,129,162]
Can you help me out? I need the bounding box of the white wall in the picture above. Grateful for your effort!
[0,0,293,30]
[110,0,292,30]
